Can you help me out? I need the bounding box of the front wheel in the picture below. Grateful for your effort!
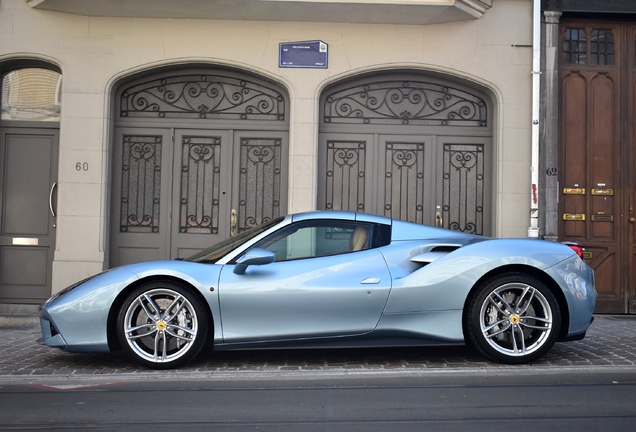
[116,281,209,369]
[466,273,561,364]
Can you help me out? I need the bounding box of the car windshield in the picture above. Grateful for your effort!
[184,216,285,264]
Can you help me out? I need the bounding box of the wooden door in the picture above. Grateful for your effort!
[559,20,636,313]
[628,23,636,314]
[0,129,58,302]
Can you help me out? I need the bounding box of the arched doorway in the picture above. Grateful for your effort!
[0,62,61,303]
[318,71,493,235]
[111,66,289,267]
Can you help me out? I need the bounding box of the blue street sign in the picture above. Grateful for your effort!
[279,40,328,69]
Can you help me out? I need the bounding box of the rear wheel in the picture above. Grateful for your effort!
[466,273,561,364]
[116,281,208,369]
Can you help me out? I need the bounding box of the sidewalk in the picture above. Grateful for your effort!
[0,315,634,381]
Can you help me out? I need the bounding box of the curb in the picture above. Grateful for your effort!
[1,364,636,384]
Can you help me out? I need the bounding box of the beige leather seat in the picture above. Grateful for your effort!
[350,226,369,252]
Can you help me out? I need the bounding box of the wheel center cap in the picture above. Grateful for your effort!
[156,321,167,331]
[510,315,520,324]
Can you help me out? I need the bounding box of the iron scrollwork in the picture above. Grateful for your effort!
[120,75,286,121]
[120,135,162,233]
[179,136,221,234]
[443,144,484,235]
[325,141,366,212]
[324,81,487,127]
[238,138,282,232]
[384,142,425,223]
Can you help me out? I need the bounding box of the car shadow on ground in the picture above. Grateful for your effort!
[18,344,567,374]
[5,314,635,375]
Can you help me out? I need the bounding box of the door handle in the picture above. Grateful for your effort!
[435,211,443,228]
[361,278,380,284]
[49,182,57,218]
[230,208,237,237]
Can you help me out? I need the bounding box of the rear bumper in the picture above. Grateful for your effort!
[545,255,597,336]
[557,316,593,342]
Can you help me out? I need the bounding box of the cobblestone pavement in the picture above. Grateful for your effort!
[0,315,635,380]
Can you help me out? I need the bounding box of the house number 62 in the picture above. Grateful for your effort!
[76,162,89,171]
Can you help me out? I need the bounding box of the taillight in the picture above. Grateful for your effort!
[565,242,584,259]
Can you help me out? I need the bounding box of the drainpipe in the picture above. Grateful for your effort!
[528,0,541,238]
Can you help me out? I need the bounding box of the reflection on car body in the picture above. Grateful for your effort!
[39,211,596,369]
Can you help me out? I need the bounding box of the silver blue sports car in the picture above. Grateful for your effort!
[39,211,596,369]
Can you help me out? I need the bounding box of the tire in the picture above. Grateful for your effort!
[466,273,561,364]
[116,280,209,369]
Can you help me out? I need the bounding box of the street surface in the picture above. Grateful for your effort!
[0,314,634,430]
[1,372,635,431]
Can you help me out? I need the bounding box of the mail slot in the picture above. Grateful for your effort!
[563,213,585,221]
[592,214,614,222]
[12,238,38,246]
[563,187,585,195]
[591,188,614,196]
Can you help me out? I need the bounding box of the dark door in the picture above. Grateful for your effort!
[110,128,172,266]
[111,128,288,267]
[318,74,492,236]
[318,133,490,235]
[111,68,290,267]
[559,20,636,313]
[0,129,58,302]
[628,23,636,314]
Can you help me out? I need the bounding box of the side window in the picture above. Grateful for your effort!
[252,220,375,262]
[1,68,62,121]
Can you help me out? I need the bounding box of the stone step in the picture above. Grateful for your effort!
[0,304,40,328]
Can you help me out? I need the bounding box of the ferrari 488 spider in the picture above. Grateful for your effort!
[39,211,596,369]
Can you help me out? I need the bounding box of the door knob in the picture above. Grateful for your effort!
[435,212,443,228]
[630,217,635,223]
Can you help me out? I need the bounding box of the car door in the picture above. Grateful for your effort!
[217,219,392,342]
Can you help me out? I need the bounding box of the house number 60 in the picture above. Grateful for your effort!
[76,162,89,171]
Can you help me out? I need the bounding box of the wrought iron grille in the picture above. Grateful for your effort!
[443,143,484,235]
[238,138,282,232]
[383,142,426,223]
[324,141,366,212]
[120,135,162,233]
[323,81,486,127]
[120,75,286,121]
[179,136,221,234]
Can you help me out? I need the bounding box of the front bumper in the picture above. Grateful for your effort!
[38,308,67,349]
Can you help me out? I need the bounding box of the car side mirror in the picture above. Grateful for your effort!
[233,248,276,275]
